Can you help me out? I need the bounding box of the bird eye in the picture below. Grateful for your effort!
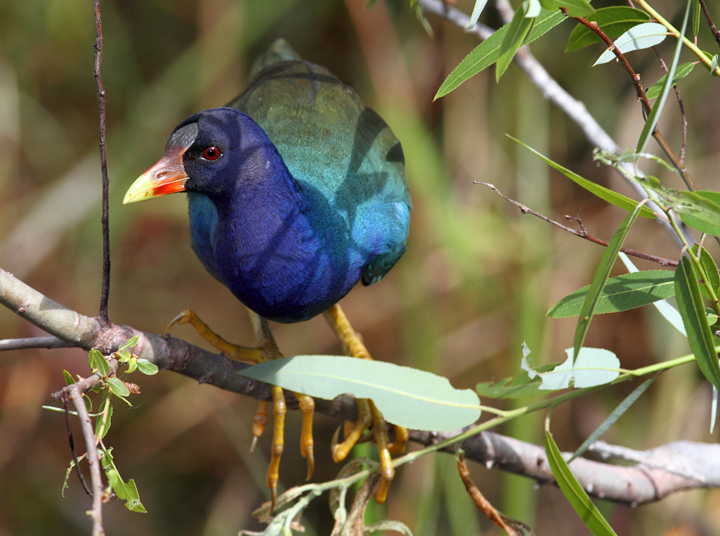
[202,146,221,160]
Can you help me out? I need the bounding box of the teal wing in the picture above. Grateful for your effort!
[227,40,411,285]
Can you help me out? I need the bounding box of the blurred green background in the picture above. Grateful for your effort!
[1,0,720,534]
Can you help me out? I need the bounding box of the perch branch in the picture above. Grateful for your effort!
[2,266,718,504]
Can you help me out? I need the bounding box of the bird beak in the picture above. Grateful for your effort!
[123,123,198,204]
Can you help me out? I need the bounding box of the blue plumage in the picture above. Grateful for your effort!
[126,40,410,323]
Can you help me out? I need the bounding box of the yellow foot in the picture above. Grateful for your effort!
[323,303,407,504]
[163,307,316,511]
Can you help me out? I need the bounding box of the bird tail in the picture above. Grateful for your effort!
[249,38,302,77]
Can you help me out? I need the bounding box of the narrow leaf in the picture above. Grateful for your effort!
[496,7,534,81]
[646,63,695,99]
[547,270,675,318]
[545,429,618,535]
[238,355,481,431]
[476,372,543,399]
[509,136,655,218]
[101,447,147,513]
[619,253,686,336]
[566,7,650,52]
[674,257,720,389]
[693,0,701,37]
[569,377,655,462]
[697,245,720,293]
[594,23,667,66]
[522,347,620,390]
[466,0,490,29]
[636,2,690,153]
[676,190,720,236]
[573,202,647,362]
[435,9,565,99]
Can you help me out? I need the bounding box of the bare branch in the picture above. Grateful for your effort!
[0,336,71,350]
[477,182,678,267]
[411,430,720,505]
[93,0,111,326]
[698,0,720,48]
[4,265,720,504]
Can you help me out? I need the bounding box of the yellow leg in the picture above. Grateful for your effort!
[164,309,278,363]
[294,392,315,480]
[369,401,393,504]
[164,307,316,511]
[323,303,406,503]
[267,385,285,513]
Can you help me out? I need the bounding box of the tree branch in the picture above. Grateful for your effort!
[2,265,719,505]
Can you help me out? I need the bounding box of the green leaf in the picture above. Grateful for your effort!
[126,357,137,373]
[63,370,75,386]
[569,377,655,462]
[676,190,720,236]
[646,62,695,99]
[547,270,675,318]
[466,0,490,29]
[619,253,687,336]
[573,203,646,362]
[544,428,618,535]
[137,358,159,375]
[595,22,668,66]
[566,7,650,51]
[476,371,544,399]
[636,2,690,153]
[509,136,655,218]
[101,447,147,513]
[674,257,720,390]
[89,349,110,376]
[693,0,701,36]
[522,347,620,390]
[238,355,481,431]
[95,389,112,441]
[496,6,534,81]
[119,335,139,353]
[107,377,130,398]
[697,245,720,292]
[435,9,565,99]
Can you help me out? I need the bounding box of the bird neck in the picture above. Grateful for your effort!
[211,141,310,254]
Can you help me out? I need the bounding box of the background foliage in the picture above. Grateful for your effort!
[1,0,719,534]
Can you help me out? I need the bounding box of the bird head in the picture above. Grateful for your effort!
[124,107,268,204]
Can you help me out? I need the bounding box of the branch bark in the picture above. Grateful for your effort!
[1,266,718,506]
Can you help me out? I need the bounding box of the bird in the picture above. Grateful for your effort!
[123,39,411,510]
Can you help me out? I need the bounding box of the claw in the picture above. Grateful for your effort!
[332,398,372,462]
[267,386,286,513]
[163,309,193,337]
[251,400,269,453]
[294,392,315,480]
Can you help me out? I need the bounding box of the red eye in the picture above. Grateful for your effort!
[203,146,221,160]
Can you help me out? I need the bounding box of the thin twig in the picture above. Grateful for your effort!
[0,336,71,350]
[62,395,93,497]
[417,0,692,249]
[653,52,688,165]
[562,9,696,191]
[67,384,105,536]
[477,182,678,267]
[93,0,111,326]
[698,0,720,48]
